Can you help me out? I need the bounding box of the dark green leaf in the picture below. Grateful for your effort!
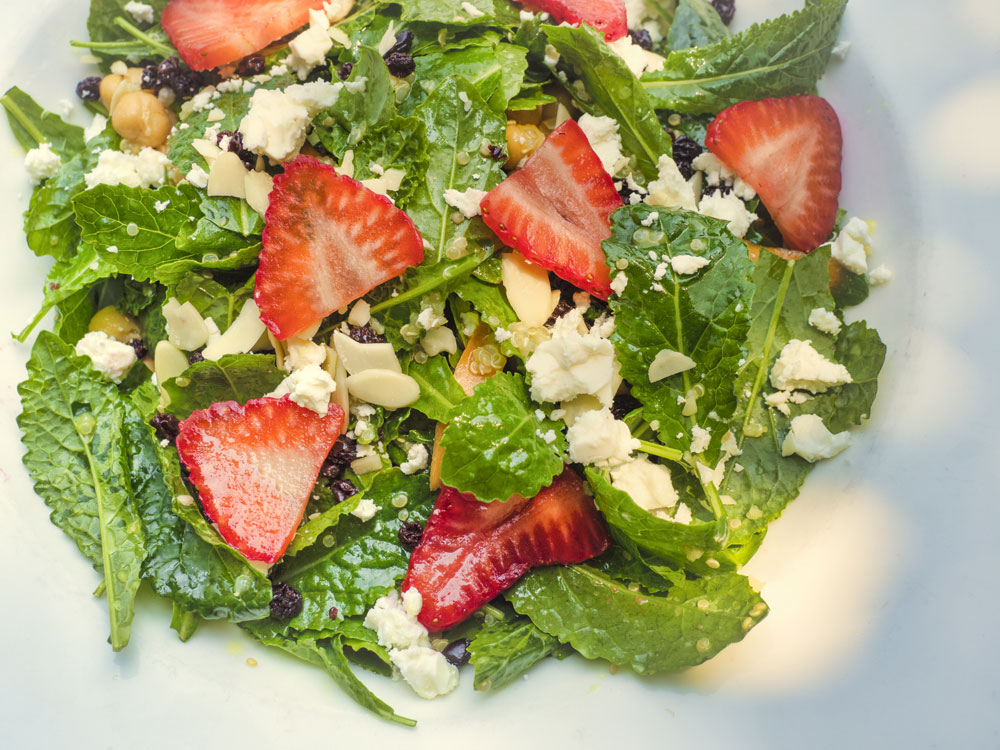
[1,86,86,156]
[403,355,467,422]
[468,617,562,691]
[665,0,729,51]
[162,354,286,418]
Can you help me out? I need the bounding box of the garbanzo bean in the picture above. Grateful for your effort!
[98,74,124,110]
[111,90,172,148]
[505,122,546,168]
[88,306,141,344]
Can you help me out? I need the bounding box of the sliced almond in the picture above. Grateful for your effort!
[202,299,267,361]
[428,422,446,491]
[333,354,350,433]
[345,369,420,409]
[162,297,209,351]
[332,331,401,374]
[154,340,190,386]
[347,300,371,327]
[192,137,222,166]
[648,349,696,382]
[244,170,274,216]
[501,251,555,327]
[207,151,248,199]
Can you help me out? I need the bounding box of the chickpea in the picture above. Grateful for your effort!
[89,306,141,344]
[99,74,124,110]
[505,122,546,169]
[112,90,172,148]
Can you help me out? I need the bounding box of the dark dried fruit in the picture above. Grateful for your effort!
[610,392,642,421]
[75,76,102,101]
[236,54,266,77]
[487,144,506,161]
[442,638,470,667]
[702,183,732,197]
[347,325,386,344]
[670,134,702,180]
[545,299,574,327]
[384,52,415,78]
[711,0,735,25]
[320,435,358,479]
[384,30,414,57]
[215,129,256,169]
[150,413,180,442]
[337,62,354,80]
[397,521,423,550]
[187,351,205,364]
[169,69,202,99]
[328,606,339,620]
[129,338,148,360]
[269,582,304,620]
[140,65,160,90]
[330,478,359,504]
[157,57,181,78]
[628,29,653,50]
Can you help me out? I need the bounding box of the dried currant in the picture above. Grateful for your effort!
[397,521,424,550]
[75,76,102,101]
[441,638,471,667]
[150,413,180,442]
[347,325,386,344]
[269,582,304,620]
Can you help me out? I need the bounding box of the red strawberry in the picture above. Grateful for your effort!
[480,120,622,300]
[704,95,843,252]
[521,0,627,42]
[176,396,344,563]
[256,155,424,340]
[403,468,609,630]
[161,0,324,72]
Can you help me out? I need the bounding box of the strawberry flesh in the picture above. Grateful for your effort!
[480,120,622,300]
[521,0,627,41]
[256,155,424,340]
[162,0,324,71]
[403,468,610,630]
[705,95,843,252]
[176,396,344,563]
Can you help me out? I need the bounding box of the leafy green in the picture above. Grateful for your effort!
[666,0,729,51]
[641,0,848,113]
[401,0,518,26]
[162,354,286,418]
[168,274,254,332]
[17,332,145,650]
[410,42,528,113]
[468,617,562,691]
[543,25,673,180]
[199,196,263,237]
[311,47,396,154]
[803,321,886,431]
[1,86,86,156]
[508,563,767,673]
[83,0,175,68]
[440,373,566,502]
[403,355,467,422]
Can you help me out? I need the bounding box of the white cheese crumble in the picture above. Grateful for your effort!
[868,264,893,286]
[24,143,61,184]
[610,455,681,521]
[808,307,842,336]
[442,187,487,218]
[698,191,757,238]
[238,81,342,162]
[84,148,169,189]
[781,414,851,463]
[284,337,327,371]
[670,254,710,275]
[831,217,874,274]
[83,113,108,142]
[74,331,137,383]
[610,271,629,295]
[400,443,429,475]
[606,35,665,77]
[577,114,629,178]
[269,364,337,415]
[525,309,617,406]
[287,9,334,80]
[691,152,756,201]
[689,425,711,454]
[351,497,379,521]
[770,339,852,393]
[185,164,210,189]
[645,154,697,211]
[124,1,154,24]
[566,408,639,467]
[763,389,813,416]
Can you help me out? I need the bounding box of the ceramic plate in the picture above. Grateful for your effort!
[1,1,997,747]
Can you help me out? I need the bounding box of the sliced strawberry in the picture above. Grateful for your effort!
[704,95,843,252]
[521,0,627,41]
[176,396,344,563]
[161,0,324,71]
[403,468,609,630]
[480,120,622,300]
[256,155,424,339]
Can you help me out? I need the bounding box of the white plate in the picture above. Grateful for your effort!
[1,1,998,747]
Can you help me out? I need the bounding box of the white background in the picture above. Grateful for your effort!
[1,0,998,747]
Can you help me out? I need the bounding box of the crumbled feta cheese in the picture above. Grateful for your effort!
[284,337,327,370]
[442,187,487,218]
[343,76,367,94]
[689,425,711,454]
[868,264,893,286]
[770,339,852,393]
[519,9,534,21]
[323,0,354,23]
[606,35,665,77]
[764,389,813,416]
[525,310,616,406]
[640,211,659,227]
[831,40,852,60]
[391,646,460,699]
[238,82,342,162]
[808,307,842,336]
[364,591,430,650]
[269,363,337,415]
[287,9,334,80]
[543,44,560,67]
[831,217,873,274]
[691,152,756,201]
[124,1,154,24]
[670,254,710,275]
[781,414,851,463]
[83,113,108,143]
[153,199,170,213]
[610,455,680,520]
[24,143,61,184]
[190,85,220,112]
[698,191,757,238]
[566,408,639,467]
[577,114,629,177]
[610,271,629,295]
[645,154,697,211]
[351,497,379,521]
[400,443,430,475]
[74,331,137,382]
[185,164,210,189]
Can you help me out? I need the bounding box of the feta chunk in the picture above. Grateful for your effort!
[669,254,710,275]
[610,455,680,520]
[525,311,616,406]
[287,9,334,80]
[698,191,757,238]
[691,152,756,201]
[689,425,711,454]
[443,187,487,218]
[363,591,430,650]
[577,114,630,178]
[284,336,327,371]
[124,1,154,24]
[770,339,852,393]
[645,154,697,211]
[238,82,342,162]
[781,414,851,463]
[808,307,842,336]
[391,646,460,699]
[606,35,665,77]
[74,331,137,383]
[610,271,628,295]
[84,147,169,189]
[831,217,873,274]
[185,164,210,189]
[269,364,337,415]
[566,408,639,467]
[400,443,429,475]
[24,143,61,183]
[868,264,893,286]
[350,497,379,521]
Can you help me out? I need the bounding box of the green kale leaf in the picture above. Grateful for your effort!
[162,354,286,418]
[468,616,563,691]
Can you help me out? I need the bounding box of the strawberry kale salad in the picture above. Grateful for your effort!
[5,0,890,725]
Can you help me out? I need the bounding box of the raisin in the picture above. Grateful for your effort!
[702,183,732,197]
[150,413,180,442]
[610,392,642,421]
[711,0,735,25]
[487,144,506,161]
[140,65,160,90]
[330,479,359,504]
[670,134,702,180]
[628,29,653,50]
[397,521,423,550]
[384,52,415,78]
[328,606,340,620]
[168,70,201,99]
[348,325,386,344]
[544,299,574,327]
[442,638,471,667]
[384,30,414,57]
[216,130,256,169]
[157,57,181,78]
[269,582,304,620]
[75,76,102,101]
[337,62,354,81]
[321,435,358,479]
[187,351,205,364]
[129,338,148,360]
[236,54,266,77]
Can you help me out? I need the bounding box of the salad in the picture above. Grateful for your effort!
[4,0,891,726]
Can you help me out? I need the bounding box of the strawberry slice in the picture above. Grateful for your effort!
[403,468,609,630]
[256,155,424,340]
[161,0,324,71]
[521,0,627,42]
[480,120,622,300]
[704,95,843,252]
[176,396,344,563]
